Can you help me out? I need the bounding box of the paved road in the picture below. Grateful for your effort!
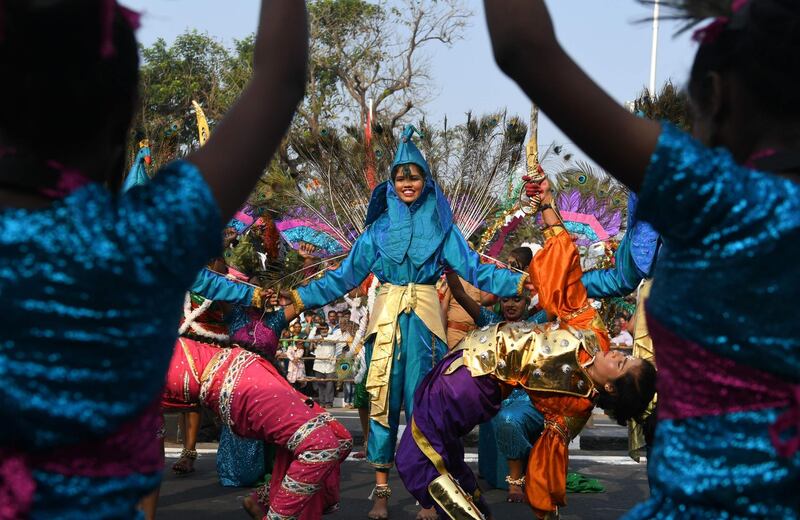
[158,410,650,519]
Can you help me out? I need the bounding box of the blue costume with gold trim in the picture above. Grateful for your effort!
[295,126,525,467]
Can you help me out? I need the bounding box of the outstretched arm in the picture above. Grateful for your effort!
[189,0,308,220]
[526,182,590,320]
[484,0,660,192]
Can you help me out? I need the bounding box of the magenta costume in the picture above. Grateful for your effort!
[163,338,351,520]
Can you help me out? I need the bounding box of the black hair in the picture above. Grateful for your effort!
[509,246,533,268]
[688,0,800,119]
[391,163,426,182]
[596,359,657,427]
[0,1,139,162]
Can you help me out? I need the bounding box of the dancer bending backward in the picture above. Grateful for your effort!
[446,247,548,504]
[484,1,800,517]
[0,1,307,518]
[287,125,526,519]
[396,184,656,519]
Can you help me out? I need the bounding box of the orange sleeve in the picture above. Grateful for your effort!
[529,227,589,321]
[530,226,611,352]
[524,394,594,517]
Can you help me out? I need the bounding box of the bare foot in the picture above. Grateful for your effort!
[367,497,389,519]
[506,483,526,503]
[416,506,439,520]
[242,496,263,520]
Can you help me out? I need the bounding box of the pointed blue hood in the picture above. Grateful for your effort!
[364,125,453,266]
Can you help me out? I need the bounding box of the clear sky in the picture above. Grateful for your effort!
[125,0,696,156]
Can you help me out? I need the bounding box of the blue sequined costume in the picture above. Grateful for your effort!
[623,124,800,519]
[0,160,220,519]
[477,308,548,489]
[295,126,525,467]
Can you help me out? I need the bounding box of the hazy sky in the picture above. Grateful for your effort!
[126,0,696,156]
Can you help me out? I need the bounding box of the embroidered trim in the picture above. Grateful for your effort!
[219,351,259,426]
[199,349,232,404]
[289,288,306,313]
[266,511,297,520]
[179,338,201,383]
[544,419,569,443]
[179,293,229,342]
[338,438,353,456]
[255,482,270,508]
[280,475,320,496]
[183,373,191,403]
[515,271,530,296]
[287,413,334,452]
[297,447,343,464]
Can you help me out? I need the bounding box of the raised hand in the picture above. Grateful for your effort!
[298,242,318,260]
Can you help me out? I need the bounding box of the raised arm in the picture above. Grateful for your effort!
[444,271,483,324]
[526,182,590,320]
[483,0,660,192]
[189,0,308,220]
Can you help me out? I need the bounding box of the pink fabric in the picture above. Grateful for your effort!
[161,338,219,409]
[0,449,35,520]
[0,400,163,520]
[40,162,91,199]
[693,0,750,44]
[650,313,796,420]
[164,341,351,518]
[36,400,163,477]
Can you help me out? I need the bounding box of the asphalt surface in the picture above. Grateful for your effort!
[157,410,650,519]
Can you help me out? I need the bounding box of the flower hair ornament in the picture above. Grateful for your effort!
[637,0,751,44]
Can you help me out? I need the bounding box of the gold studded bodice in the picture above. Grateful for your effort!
[451,321,602,398]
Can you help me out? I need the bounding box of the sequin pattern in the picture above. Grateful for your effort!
[623,124,800,518]
[0,160,221,515]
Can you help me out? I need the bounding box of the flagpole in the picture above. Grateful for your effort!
[649,0,661,95]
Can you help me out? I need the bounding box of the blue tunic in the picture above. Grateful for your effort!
[623,124,800,519]
[0,160,221,518]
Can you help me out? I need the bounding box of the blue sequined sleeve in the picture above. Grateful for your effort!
[117,160,222,288]
[637,123,787,245]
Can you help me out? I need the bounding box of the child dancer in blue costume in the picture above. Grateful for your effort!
[289,125,526,519]
[485,0,800,517]
[0,1,307,518]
